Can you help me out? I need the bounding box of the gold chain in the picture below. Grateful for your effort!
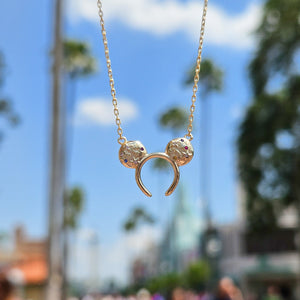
[185,0,208,141]
[96,0,209,143]
[97,0,127,145]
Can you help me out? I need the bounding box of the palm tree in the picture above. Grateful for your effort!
[185,59,223,96]
[63,39,97,78]
[185,59,223,223]
[62,38,98,182]
[62,40,97,298]
[159,107,189,136]
[62,39,97,160]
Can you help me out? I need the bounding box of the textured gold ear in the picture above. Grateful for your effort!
[166,137,194,166]
[119,141,147,169]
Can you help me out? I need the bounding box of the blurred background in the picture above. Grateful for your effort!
[0,0,299,299]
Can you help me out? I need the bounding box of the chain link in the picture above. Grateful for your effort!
[97,0,127,145]
[96,0,208,143]
[185,0,208,141]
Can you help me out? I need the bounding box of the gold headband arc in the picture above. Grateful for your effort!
[135,152,180,197]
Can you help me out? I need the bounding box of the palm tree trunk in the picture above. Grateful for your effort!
[62,226,70,300]
[46,0,65,298]
[62,74,78,300]
[200,96,211,226]
[65,76,77,178]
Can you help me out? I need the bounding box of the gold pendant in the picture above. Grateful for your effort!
[118,138,194,197]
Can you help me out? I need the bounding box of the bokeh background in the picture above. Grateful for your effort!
[0,0,299,299]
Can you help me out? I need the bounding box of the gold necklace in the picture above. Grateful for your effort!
[96,0,208,197]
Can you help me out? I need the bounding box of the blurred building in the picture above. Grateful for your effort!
[159,185,202,273]
[0,226,47,300]
[131,242,159,284]
[218,202,299,299]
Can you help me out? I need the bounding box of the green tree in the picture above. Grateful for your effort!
[63,39,97,79]
[185,59,223,96]
[131,261,210,296]
[238,0,300,232]
[146,272,183,298]
[123,207,155,232]
[121,260,210,297]
[249,0,300,97]
[0,51,19,143]
[64,186,85,229]
[183,260,211,292]
[159,107,189,136]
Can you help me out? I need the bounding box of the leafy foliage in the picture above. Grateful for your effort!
[238,0,300,231]
[147,272,183,297]
[185,59,223,96]
[123,207,155,231]
[64,186,85,229]
[158,60,223,138]
[63,39,97,79]
[238,80,300,231]
[159,107,189,134]
[182,260,211,292]
[123,260,210,296]
[249,0,300,96]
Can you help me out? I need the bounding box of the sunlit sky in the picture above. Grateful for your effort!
[0,0,262,284]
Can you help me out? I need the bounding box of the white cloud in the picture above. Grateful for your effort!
[67,0,262,49]
[75,97,138,126]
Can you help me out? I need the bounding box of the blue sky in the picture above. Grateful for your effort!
[0,0,262,283]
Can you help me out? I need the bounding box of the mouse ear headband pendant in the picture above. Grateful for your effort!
[96,0,208,197]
